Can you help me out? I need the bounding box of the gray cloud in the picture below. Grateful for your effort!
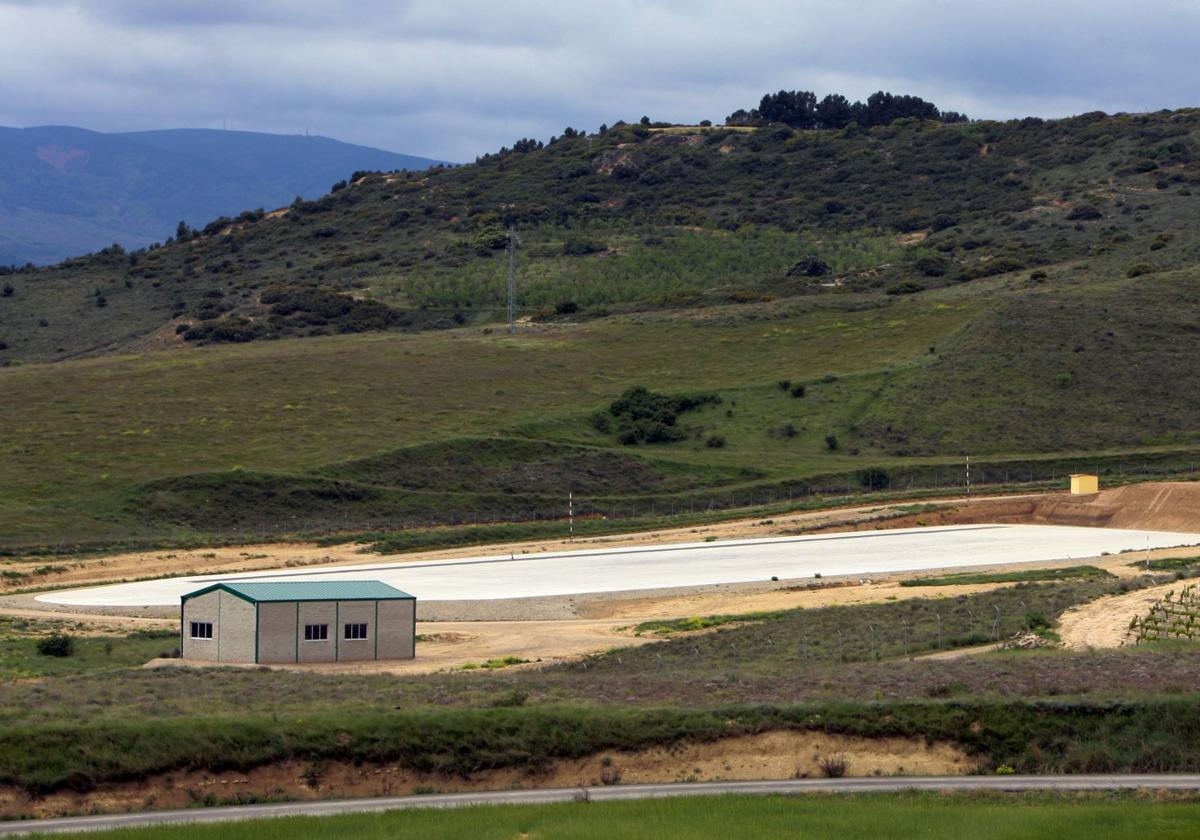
[1,1,1197,161]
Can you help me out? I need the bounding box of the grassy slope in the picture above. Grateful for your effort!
[1,111,1200,548]
[32,795,1200,840]
[0,295,978,546]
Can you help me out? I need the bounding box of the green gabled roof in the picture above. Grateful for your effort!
[182,580,415,603]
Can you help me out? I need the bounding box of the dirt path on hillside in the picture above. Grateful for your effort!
[1058,581,1182,649]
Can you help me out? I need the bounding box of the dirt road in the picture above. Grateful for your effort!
[1057,580,1181,649]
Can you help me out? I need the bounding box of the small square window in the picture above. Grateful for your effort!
[303,624,328,641]
[190,621,213,640]
[344,623,368,641]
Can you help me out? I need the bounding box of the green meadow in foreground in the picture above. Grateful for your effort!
[35,793,1200,840]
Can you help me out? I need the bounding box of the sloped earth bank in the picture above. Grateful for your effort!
[819,482,1200,535]
[0,731,980,820]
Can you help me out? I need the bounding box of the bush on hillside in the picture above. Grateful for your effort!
[37,634,75,657]
[1066,205,1103,221]
[886,281,925,295]
[562,239,606,256]
[859,467,891,491]
[955,257,1025,282]
[914,256,947,277]
[787,256,831,278]
[594,386,720,446]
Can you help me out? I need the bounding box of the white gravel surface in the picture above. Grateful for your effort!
[37,524,1200,608]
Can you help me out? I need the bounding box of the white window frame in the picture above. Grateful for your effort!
[344,622,369,641]
[303,623,329,642]
[189,621,213,640]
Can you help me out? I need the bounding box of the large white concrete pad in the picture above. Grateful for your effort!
[37,524,1200,608]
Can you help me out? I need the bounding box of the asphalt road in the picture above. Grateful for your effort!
[3,775,1200,836]
[39,523,1200,607]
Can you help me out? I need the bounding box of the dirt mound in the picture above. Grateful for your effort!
[836,482,1200,535]
[1093,482,1200,532]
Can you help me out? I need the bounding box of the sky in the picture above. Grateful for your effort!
[1,0,1198,162]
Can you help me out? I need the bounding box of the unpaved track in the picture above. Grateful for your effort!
[1058,580,1182,649]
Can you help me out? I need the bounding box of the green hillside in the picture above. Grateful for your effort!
[1,107,1199,550]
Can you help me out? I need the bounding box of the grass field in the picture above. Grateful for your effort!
[0,622,177,681]
[900,566,1113,587]
[3,285,1199,551]
[0,295,978,548]
[30,793,1200,839]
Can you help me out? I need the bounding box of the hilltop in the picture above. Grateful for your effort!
[0,104,1199,549]
[0,126,448,265]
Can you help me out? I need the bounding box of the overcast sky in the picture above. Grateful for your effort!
[1,1,1198,162]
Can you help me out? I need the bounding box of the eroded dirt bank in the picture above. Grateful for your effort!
[821,482,1200,535]
[0,731,981,820]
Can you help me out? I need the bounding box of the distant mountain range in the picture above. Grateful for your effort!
[0,126,450,265]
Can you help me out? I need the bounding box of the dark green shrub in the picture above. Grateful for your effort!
[562,239,605,256]
[790,385,806,398]
[914,256,947,277]
[36,634,75,657]
[1066,205,1103,221]
[1,284,12,297]
[787,255,830,277]
[825,434,839,451]
[859,467,891,490]
[599,386,719,445]
[706,434,726,448]
[1127,263,1156,278]
[1025,610,1051,631]
[955,256,1024,282]
[777,380,791,391]
[886,281,925,295]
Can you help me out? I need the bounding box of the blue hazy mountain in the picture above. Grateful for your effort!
[0,126,448,265]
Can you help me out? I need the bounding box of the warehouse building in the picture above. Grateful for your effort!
[180,580,416,663]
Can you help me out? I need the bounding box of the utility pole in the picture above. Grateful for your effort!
[506,224,517,333]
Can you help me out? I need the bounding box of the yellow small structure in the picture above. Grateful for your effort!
[1070,473,1099,495]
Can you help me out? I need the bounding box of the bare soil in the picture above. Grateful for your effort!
[0,731,980,820]
[1058,580,1185,649]
[832,482,1200,535]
